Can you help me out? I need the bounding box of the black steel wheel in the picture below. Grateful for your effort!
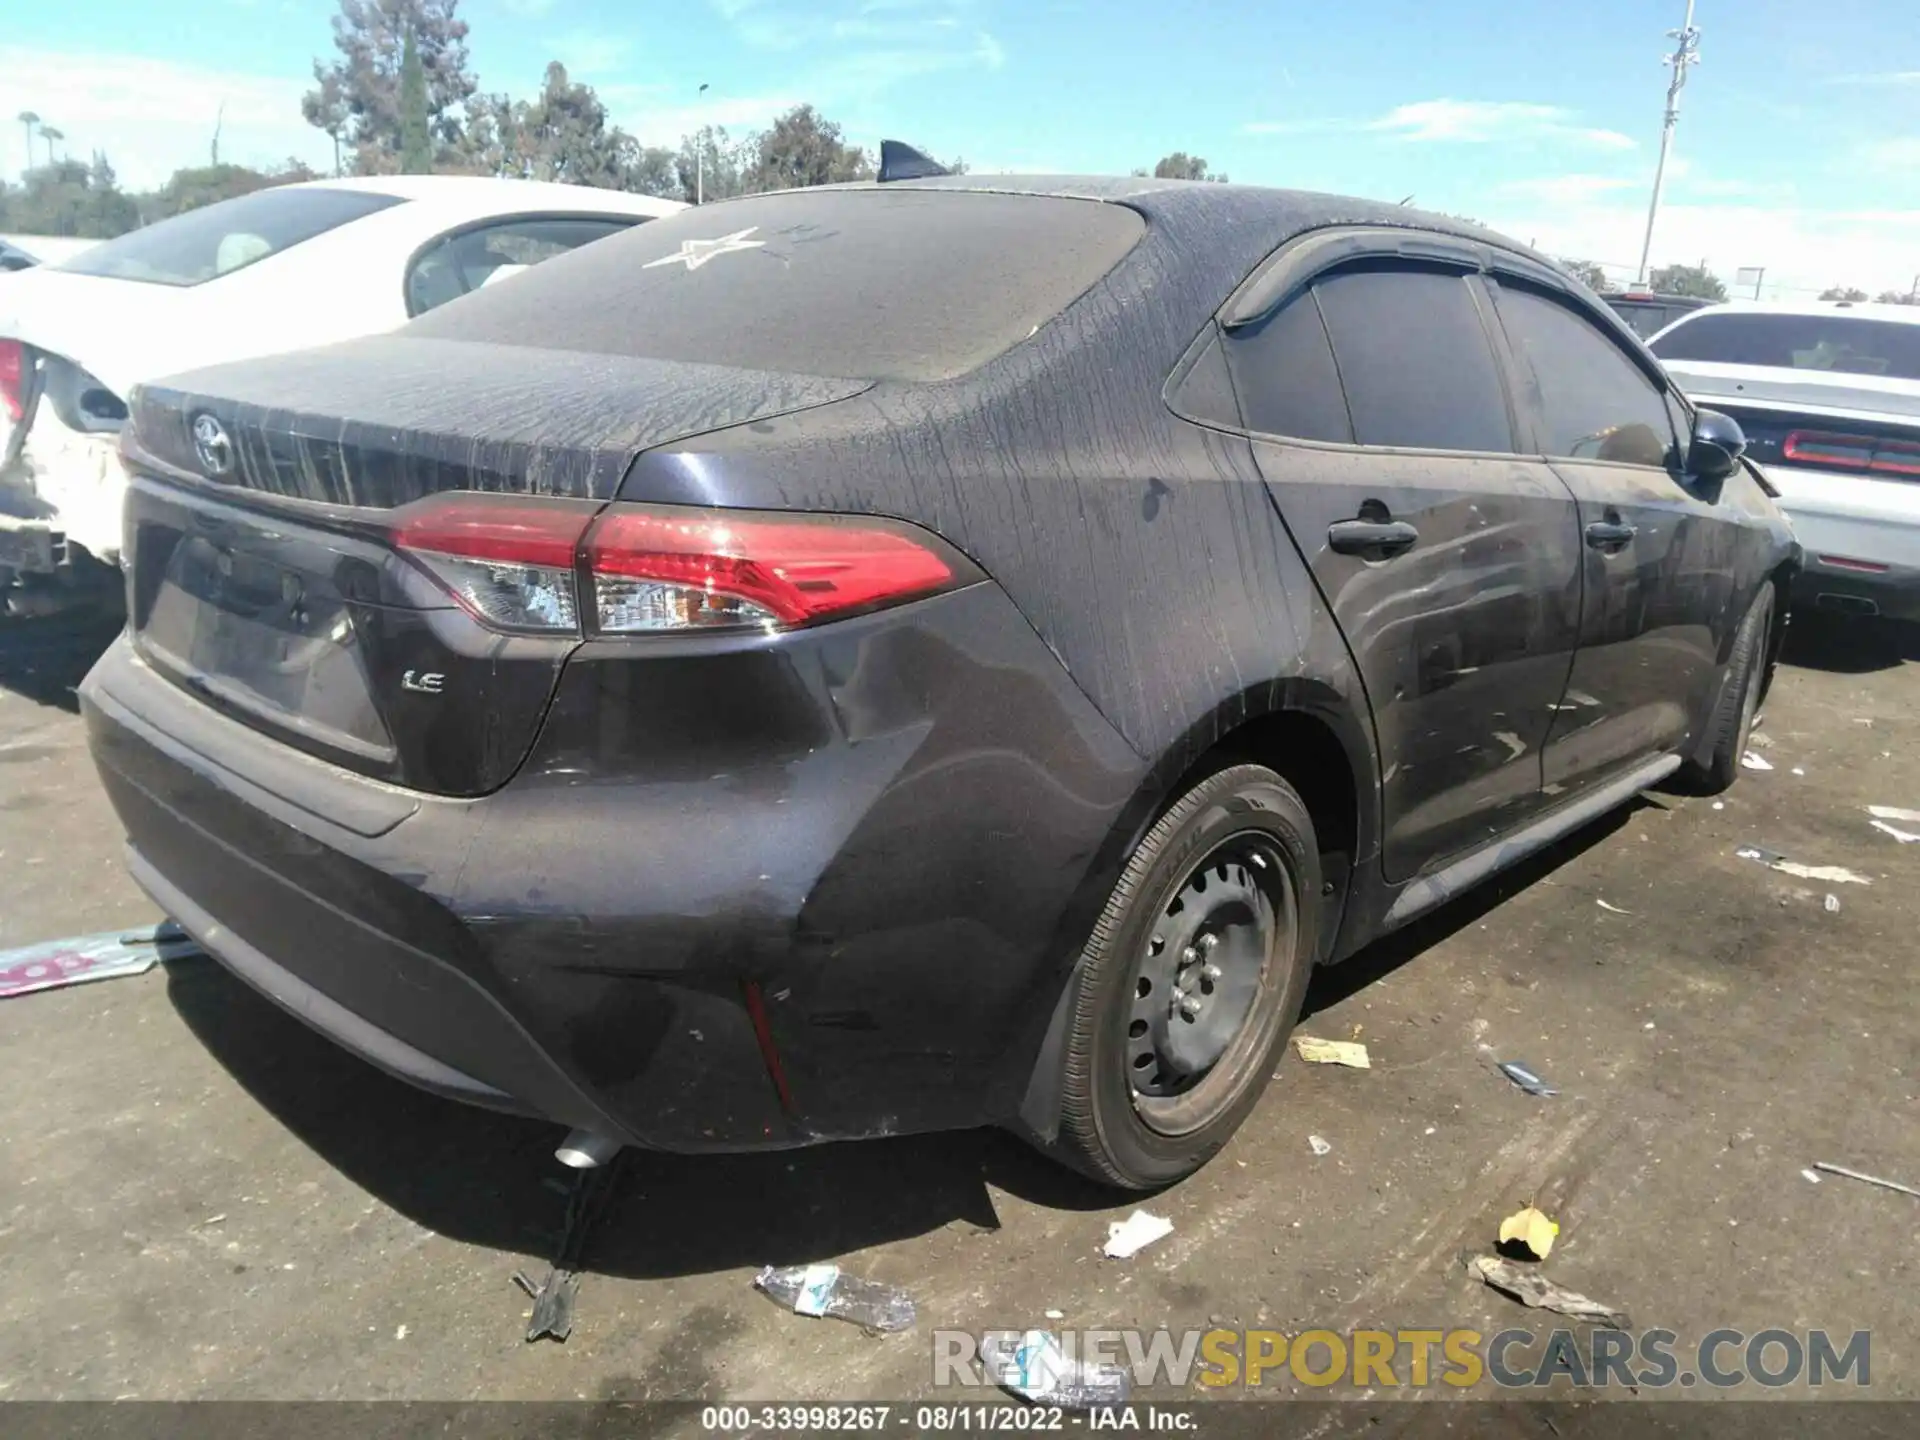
[1052,764,1320,1189]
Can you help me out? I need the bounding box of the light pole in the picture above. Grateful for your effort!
[1635,0,1701,288]
[696,82,710,204]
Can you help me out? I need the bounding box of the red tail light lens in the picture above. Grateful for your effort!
[391,495,966,636]
[0,340,25,424]
[583,506,957,632]
[1783,430,1920,477]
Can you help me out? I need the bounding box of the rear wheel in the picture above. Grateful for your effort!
[1052,764,1319,1189]
[1679,585,1774,795]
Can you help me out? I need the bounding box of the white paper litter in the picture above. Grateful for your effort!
[1870,819,1920,844]
[1734,846,1871,886]
[1740,752,1773,772]
[1868,805,1920,824]
[1595,899,1632,915]
[1308,1134,1332,1157]
[1101,1210,1173,1260]
[0,924,201,1000]
[1825,894,1841,913]
[1802,1169,1821,1184]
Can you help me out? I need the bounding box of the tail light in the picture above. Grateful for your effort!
[1783,430,1920,478]
[0,340,25,424]
[392,495,968,636]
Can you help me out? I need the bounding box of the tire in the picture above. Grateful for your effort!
[1679,584,1775,796]
[1052,764,1320,1189]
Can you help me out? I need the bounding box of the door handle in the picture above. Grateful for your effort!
[1328,519,1420,559]
[1585,520,1637,550]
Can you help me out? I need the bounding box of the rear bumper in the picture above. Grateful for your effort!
[81,582,1142,1151]
[1766,465,1920,621]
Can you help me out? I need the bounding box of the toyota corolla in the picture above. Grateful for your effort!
[81,172,1796,1188]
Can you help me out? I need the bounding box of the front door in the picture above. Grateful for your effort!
[1226,264,1585,881]
[1483,276,1740,798]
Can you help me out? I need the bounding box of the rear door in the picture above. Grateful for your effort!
[1486,275,1739,796]
[1228,260,1585,881]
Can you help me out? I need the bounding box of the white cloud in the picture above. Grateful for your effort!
[1369,99,1634,150]
[1486,198,1920,298]
[1501,174,1638,206]
[0,47,332,189]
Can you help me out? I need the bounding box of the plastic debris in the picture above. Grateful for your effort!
[514,1157,621,1343]
[1791,767,1806,777]
[1869,819,1920,844]
[1824,894,1842,913]
[1044,1308,1065,1321]
[1497,1061,1558,1097]
[1498,1205,1560,1261]
[1308,1133,1332,1156]
[1811,1162,1920,1201]
[1740,752,1773,772]
[1294,1036,1371,1068]
[1868,805,1920,824]
[1467,1255,1630,1328]
[1734,844,1871,886]
[754,1264,916,1331]
[0,922,201,1000]
[1802,1169,1821,1184]
[1712,801,1725,810]
[1102,1209,1173,1260]
[1595,899,1631,915]
[981,1330,1131,1408]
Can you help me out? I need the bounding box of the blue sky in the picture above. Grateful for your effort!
[4,0,1919,292]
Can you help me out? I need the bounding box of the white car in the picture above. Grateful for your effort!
[0,235,101,271]
[0,176,681,614]
[1650,300,1920,622]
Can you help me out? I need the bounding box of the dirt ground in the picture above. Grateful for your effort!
[1,611,1916,1414]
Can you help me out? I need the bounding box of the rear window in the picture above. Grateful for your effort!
[58,187,405,288]
[1652,312,1920,380]
[403,189,1147,382]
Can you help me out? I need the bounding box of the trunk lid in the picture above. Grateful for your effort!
[1662,359,1920,426]
[122,335,871,795]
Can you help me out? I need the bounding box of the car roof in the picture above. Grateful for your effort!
[282,174,683,219]
[1671,298,1920,326]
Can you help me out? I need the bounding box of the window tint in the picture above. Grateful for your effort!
[1222,289,1352,443]
[58,187,404,287]
[405,189,1146,382]
[1496,283,1676,468]
[1312,268,1513,452]
[405,216,637,316]
[1650,311,1920,380]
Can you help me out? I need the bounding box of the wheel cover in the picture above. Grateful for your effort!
[1126,831,1298,1137]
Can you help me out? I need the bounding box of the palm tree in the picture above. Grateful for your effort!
[16,111,38,175]
[39,126,63,165]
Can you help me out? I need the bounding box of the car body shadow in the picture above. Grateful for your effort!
[1303,799,1639,1019]
[0,611,123,712]
[1779,611,1920,675]
[164,959,1114,1283]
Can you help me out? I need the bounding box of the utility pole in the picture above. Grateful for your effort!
[1635,0,1701,288]
[696,82,710,204]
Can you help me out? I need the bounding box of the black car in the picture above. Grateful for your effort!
[81,176,1796,1189]
[1602,290,1713,340]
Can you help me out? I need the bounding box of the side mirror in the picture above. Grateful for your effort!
[1687,408,1747,483]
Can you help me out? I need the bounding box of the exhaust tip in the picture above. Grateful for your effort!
[555,1129,622,1169]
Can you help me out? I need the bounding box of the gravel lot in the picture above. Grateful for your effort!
[1,612,1915,1414]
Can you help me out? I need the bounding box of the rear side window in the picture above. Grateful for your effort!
[58,187,404,288]
[1652,312,1920,380]
[1223,289,1353,443]
[1494,283,1677,468]
[406,216,637,316]
[403,189,1146,382]
[1313,268,1513,452]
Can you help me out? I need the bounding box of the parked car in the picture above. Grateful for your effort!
[0,235,100,272]
[1603,290,1712,340]
[1651,301,1920,621]
[81,176,1795,1188]
[1,177,682,615]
